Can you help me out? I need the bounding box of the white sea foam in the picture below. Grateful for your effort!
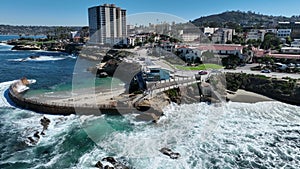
[7,55,68,62]
[1,78,299,168]
[7,55,76,62]
[75,101,300,168]
[0,80,17,108]
[67,55,77,59]
[0,43,14,48]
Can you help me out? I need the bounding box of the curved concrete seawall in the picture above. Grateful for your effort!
[8,84,133,116]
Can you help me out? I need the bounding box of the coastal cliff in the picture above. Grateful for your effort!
[226,73,300,105]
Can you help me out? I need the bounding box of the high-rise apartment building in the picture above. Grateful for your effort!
[88,4,127,44]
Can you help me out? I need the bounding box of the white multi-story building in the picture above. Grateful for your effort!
[277,29,292,38]
[203,27,219,35]
[246,29,266,41]
[281,47,300,54]
[266,29,277,34]
[88,4,127,45]
[211,28,234,44]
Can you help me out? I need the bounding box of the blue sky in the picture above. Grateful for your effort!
[0,0,300,26]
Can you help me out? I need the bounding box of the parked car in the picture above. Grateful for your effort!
[198,71,208,75]
[261,69,271,73]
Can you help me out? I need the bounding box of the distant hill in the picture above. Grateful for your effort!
[0,25,83,35]
[192,11,300,28]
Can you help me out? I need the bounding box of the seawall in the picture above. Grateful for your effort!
[8,85,133,116]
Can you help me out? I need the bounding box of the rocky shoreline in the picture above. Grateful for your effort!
[225,73,300,105]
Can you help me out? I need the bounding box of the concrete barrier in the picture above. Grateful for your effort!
[8,84,133,116]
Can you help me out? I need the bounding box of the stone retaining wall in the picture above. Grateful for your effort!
[8,85,132,116]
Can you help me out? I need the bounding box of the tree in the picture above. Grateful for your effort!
[221,54,240,69]
[261,33,281,50]
[257,58,262,66]
[286,36,292,45]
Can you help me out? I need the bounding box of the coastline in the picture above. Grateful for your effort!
[227,89,274,103]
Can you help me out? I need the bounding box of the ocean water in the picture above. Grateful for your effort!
[0,37,300,168]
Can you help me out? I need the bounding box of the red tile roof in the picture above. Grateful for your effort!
[198,45,244,51]
[269,54,300,59]
[177,44,244,51]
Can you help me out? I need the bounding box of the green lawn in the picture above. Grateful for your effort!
[176,64,223,70]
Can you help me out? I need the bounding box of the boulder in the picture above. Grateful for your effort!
[102,157,117,165]
[27,137,36,144]
[159,147,173,156]
[135,113,160,123]
[40,117,51,130]
[169,152,181,159]
[95,161,103,168]
[33,131,40,139]
[101,157,129,169]
[104,166,114,169]
[21,77,30,85]
[159,148,181,159]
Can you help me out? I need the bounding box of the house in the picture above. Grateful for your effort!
[176,46,203,62]
[291,39,300,48]
[281,47,300,54]
[197,44,244,58]
[145,65,170,81]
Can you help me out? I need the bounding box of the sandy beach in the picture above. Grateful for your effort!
[227,89,274,103]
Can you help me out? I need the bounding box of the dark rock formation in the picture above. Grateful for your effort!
[40,117,51,134]
[33,131,40,139]
[135,112,160,123]
[95,161,103,168]
[98,72,108,78]
[27,137,37,145]
[159,148,181,159]
[12,45,40,50]
[104,166,114,169]
[29,55,40,59]
[101,157,129,169]
[102,157,117,164]
[164,88,182,104]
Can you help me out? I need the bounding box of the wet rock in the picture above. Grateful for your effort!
[135,113,160,123]
[160,147,173,156]
[169,152,181,159]
[102,157,117,164]
[95,161,103,168]
[102,157,129,169]
[114,163,129,169]
[40,116,51,131]
[27,137,38,145]
[98,72,108,78]
[160,148,181,159]
[33,131,40,139]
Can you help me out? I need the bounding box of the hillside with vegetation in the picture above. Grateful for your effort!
[192,11,300,29]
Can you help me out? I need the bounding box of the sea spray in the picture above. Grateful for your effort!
[1,77,300,168]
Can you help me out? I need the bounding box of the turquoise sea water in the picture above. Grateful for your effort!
[0,36,300,168]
